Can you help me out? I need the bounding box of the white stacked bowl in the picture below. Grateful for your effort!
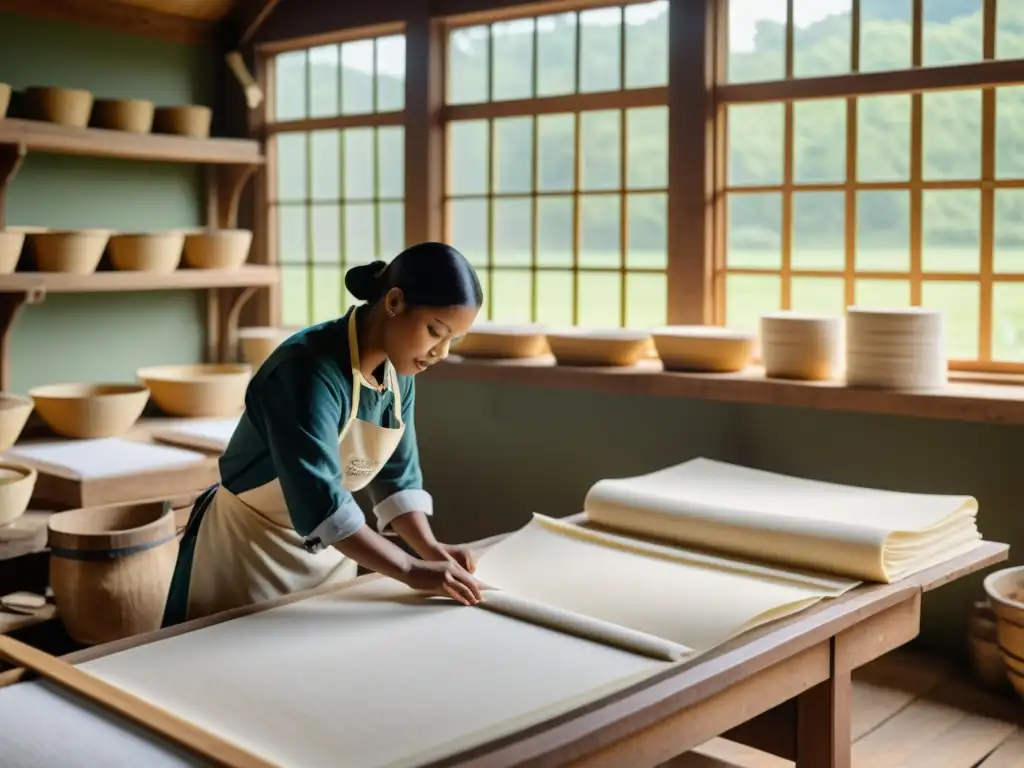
[845,307,947,390]
[759,312,844,381]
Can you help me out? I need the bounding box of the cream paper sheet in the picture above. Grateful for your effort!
[149,418,240,454]
[583,458,981,582]
[3,438,208,479]
[474,515,857,657]
[76,578,667,768]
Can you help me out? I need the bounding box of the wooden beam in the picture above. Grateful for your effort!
[0,0,217,46]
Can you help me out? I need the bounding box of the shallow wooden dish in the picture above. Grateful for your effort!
[0,393,32,452]
[984,565,1024,660]
[24,86,93,128]
[28,382,150,439]
[183,229,252,270]
[48,501,178,645]
[455,323,550,359]
[652,326,755,373]
[0,83,10,118]
[137,363,251,418]
[29,229,111,273]
[153,105,212,138]
[0,229,25,273]
[108,232,185,272]
[90,98,155,133]
[545,329,652,367]
[237,327,288,369]
[0,462,37,527]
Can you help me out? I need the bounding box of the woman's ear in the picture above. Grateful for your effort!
[384,287,405,316]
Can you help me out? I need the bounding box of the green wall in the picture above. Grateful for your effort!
[414,378,1023,655]
[0,13,216,393]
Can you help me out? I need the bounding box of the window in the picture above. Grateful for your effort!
[442,2,670,330]
[720,0,1024,369]
[268,31,407,327]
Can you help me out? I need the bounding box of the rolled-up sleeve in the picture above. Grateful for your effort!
[367,374,433,533]
[250,357,364,550]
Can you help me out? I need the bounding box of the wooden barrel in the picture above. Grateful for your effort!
[48,501,179,645]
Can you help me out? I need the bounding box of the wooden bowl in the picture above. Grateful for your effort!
[0,462,36,527]
[108,232,185,272]
[153,105,212,138]
[24,86,94,128]
[455,323,550,359]
[545,329,652,367]
[0,393,33,452]
[28,382,150,439]
[760,312,844,381]
[0,83,10,118]
[183,229,252,270]
[30,229,110,273]
[137,363,251,418]
[652,326,755,373]
[237,327,288,369]
[90,98,155,133]
[984,566,1024,660]
[0,229,25,273]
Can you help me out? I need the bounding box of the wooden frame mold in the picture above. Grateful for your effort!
[0,515,1008,767]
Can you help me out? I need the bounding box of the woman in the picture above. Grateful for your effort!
[163,242,485,626]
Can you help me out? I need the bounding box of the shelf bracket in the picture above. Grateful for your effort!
[207,164,259,230]
[205,285,260,364]
[0,288,45,392]
[0,143,27,229]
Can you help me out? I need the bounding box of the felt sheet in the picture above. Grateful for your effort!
[583,458,981,582]
[12,579,666,768]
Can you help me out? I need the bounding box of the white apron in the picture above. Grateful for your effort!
[186,311,406,621]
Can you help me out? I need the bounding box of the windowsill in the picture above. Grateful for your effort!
[425,355,1024,426]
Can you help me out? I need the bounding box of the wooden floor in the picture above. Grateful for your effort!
[668,649,1024,768]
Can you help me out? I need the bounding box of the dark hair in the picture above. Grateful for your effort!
[344,242,484,308]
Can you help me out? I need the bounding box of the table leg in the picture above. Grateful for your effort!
[795,665,852,768]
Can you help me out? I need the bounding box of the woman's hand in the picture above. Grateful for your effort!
[433,543,478,573]
[399,558,484,606]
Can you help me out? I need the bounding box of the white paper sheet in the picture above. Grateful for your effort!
[4,438,208,479]
[149,418,240,454]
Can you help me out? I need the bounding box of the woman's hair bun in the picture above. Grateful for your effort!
[344,260,388,303]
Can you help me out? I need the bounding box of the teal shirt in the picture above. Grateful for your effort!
[162,305,428,626]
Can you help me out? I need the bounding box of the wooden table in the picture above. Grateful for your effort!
[0,525,1009,768]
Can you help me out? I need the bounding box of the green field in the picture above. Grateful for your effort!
[280,248,1024,363]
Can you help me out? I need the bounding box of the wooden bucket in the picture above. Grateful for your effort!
[48,501,179,645]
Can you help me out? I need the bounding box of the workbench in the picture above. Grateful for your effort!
[0,519,1008,768]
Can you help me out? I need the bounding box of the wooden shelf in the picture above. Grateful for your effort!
[0,118,263,165]
[0,266,278,294]
[427,355,1024,427]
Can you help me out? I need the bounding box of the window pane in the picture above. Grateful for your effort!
[996,87,1024,179]
[580,194,620,269]
[626,272,666,328]
[276,133,307,202]
[922,189,979,273]
[492,269,533,322]
[493,199,531,268]
[308,45,339,118]
[378,202,404,260]
[627,193,666,270]
[344,202,375,258]
[536,13,577,97]
[377,126,404,200]
[857,95,910,182]
[311,266,343,323]
[536,270,574,326]
[447,198,488,267]
[341,40,374,114]
[995,189,1024,273]
[792,191,844,271]
[492,19,534,101]
[728,103,784,187]
[793,100,845,184]
[993,283,1024,362]
[726,0,787,84]
[537,114,575,192]
[791,277,844,316]
[277,205,307,264]
[856,190,909,272]
[923,0,982,67]
[854,279,910,309]
[624,1,669,88]
[727,193,782,270]
[793,0,851,78]
[493,117,533,194]
[923,90,981,181]
[579,7,622,93]
[859,0,911,72]
[578,272,621,327]
[581,110,620,191]
[626,107,667,189]
[725,274,781,331]
[343,128,375,200]
[376,35,406,112]
[448,26,489,104]
[922,281,979,359]
[537,196,573,267]
[311,204,340,264]
[310,130,340,201]
[448,120,489,196]
[281,266,310,326]
[275,51,307,121]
